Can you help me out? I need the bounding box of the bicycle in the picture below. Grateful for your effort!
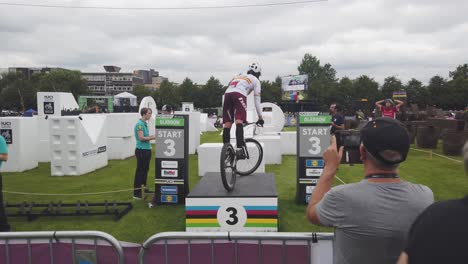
[220,122,264,192]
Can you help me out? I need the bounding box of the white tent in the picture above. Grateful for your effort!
[113,92,137,106]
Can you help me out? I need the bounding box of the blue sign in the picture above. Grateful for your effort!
[306,195,311,203]
[161,186,178,194]
[306,159,324,168]
[161,195,178,203]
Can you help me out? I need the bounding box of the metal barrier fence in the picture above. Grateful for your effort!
[139,232,334,264]
[0,231,124,264]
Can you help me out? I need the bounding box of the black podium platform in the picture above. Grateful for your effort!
[188,172,277,198]
[186,173,278,232]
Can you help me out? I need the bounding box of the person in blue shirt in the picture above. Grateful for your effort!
[0,135,10,231]
[133,107,155,199]
[330,103,344,135]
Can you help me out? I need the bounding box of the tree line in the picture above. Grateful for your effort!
[1,54,467,112]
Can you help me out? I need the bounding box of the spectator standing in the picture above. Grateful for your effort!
[306,117,434,264]
[329,103,344,134]
[133,107,155,199]
[397,142,468,264]
[0,135,10,232]
[375,98,404,119]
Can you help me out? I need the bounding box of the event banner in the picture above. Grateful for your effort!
[281,74,308,91]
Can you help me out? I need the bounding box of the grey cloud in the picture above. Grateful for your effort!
[0,0,467,86]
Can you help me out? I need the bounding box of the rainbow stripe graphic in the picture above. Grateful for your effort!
[186,206,220,228]
[244,206,278,228]
[185,205,278,228]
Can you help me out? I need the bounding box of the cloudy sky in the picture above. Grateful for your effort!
[0,0,467,85]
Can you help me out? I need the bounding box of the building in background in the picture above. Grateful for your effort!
[133,69,168,91]
[82,66,144,96]
[7,67,66,79]
[133,69,158,84]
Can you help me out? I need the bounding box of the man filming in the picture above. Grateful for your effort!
[306,117,433,264]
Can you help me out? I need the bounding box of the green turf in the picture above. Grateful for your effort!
[2,131,466,242]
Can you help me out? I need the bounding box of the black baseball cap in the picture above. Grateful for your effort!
[161,105,172,112]
[361,117,410,165]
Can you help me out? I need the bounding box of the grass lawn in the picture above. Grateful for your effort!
[2,130,467,243]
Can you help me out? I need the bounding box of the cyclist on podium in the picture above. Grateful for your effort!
[222,63,264,159]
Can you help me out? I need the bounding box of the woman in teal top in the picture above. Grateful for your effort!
[133,108,155,199]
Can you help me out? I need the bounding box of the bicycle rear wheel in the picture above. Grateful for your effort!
[220,143,237,191]
[237,138,263,176]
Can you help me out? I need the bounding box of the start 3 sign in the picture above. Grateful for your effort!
[296,113,331,204]
[155,115,189,205]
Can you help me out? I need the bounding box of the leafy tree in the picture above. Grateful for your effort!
[449,64,468,80]
[447,64,468,109]
[298,54,337,82]
[199,76,224,108]
[178,78,199,105]
[351,75,381,104]
[427,75,447,108]
[297,53,338,108]
[154,80,180,108]
[36,69,88,98]
[261,77,282,104]
[405,78,428,107]
[0,72,36,111]
[445,77,468,110]
[132,85,152,103]
[381,76,403,99]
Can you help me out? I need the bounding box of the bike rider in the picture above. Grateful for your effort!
[222,62,265,159]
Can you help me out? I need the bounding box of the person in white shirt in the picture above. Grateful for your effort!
[222,63,264,158]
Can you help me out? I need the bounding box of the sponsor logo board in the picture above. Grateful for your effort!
[82,146,107,157]
[161,160,178,168]
[161,186,178,194]
[0,122,12,128]
[306,186,316,194]
[0,129,13,144]
[43,102,55,115]
[97,146,106,153]
[306,159,324,168]
[306,168,323,177]
[161,195,178,203]
[155,179,184,185]
[161,169,178,177]
[299,178,320,185]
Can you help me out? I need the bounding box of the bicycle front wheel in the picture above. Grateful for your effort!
[237,138,263,176]
[220,143,237,191]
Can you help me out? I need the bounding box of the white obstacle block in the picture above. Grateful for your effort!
[206,117,220,132]
[37,116,51,162]
[205,121,218,132]
[107,136,135,160]
[264,131,297,155]
[280,131,297,155]
[105,113,140,137]
[197,143,265,176]
[261,102,285,133]
[174,111,200,154]
[36,92,79,162]
[200,113,208,132]
[139,96,157,142]
[182,102,194,112]
[49,115,108,176]
[253,135,282,164]
[37,92,79,116]
[0,117,38,172]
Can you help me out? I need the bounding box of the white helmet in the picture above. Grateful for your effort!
[248,62,261,75]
